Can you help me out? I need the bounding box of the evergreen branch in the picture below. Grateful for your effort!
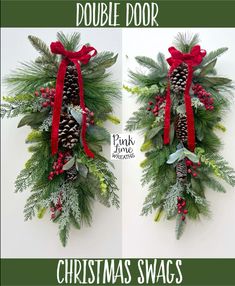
[125,107,154,131]
[173,33,200,53]
[135,56,160,70]
[200,47,228,67]
[28,35,55,62]
[175,215,186,240]
[57,31,81,51]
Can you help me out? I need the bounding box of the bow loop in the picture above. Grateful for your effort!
[50,41,66,55]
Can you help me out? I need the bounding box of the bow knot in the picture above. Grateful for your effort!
[167,45,206,68]
[50,41,97,65]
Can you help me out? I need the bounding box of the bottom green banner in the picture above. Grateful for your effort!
[1,259,235,286]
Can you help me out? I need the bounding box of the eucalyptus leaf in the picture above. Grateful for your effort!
[62,157,75,170]
[176,104,186,115]
[76,162,88,178]
[167,149,184,164]
[167,148,199,164]
[70,108,83,124]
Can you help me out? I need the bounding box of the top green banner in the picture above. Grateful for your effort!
[1,0,235,27]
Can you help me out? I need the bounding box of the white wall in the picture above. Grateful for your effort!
[1,28,122,258]
[122,28,235,258]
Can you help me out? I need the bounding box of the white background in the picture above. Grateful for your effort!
[122,28,235,258]
[1,28,235,259]
[1,28,122,258]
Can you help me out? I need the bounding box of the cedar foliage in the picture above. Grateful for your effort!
[1,32,120,246]
[125,33,235,239]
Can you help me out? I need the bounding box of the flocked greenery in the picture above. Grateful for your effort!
[125,33,235,239]
[1,32,120,246]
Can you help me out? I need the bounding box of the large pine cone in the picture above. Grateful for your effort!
[63,63,80,106]
[175,115,188,143]
[58,113,80,149]
[170,63,188,94]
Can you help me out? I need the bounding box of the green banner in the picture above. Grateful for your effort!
[1,259,235,285]
[1,0,235,27]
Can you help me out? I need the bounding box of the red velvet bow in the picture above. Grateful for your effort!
[164,45,206,151]
[50,41,97,158]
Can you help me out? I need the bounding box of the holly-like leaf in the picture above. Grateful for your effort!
[63,157,75,170]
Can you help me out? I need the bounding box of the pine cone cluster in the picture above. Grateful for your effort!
[63,63,80,106]
[175,115,188,143]
[58,113,80,149]
[170,63,188,93]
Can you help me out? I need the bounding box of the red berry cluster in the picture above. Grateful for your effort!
[146,95,166,117]
[35,87,56,108]
[50,195,63,219]
[48,152,71,180]
[177,197,188,221]
[186,159,201,177]
[85,107,95,126]
[192,84,214,110]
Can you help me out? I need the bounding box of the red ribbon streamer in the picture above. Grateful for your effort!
[164,45,206,151]
[50,41,97,158]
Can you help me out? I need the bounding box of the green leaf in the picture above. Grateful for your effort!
[135,56,159,70]
[183,149,199,163]
[63,157,75,170]
[202,76,232,87]
[145,126,163,140]
[170,123,175,144]
[17,111,48,128]
[199,59,217,76]
[37,207,46,219]
[107,114,120,125]
[76,162,88,178]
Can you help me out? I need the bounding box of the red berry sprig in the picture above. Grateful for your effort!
[192,84,214,111]
[84,107,95,126]
[177,197,188,221]
[50,195,63,219]
[48,152,71,180]
[146,94,166,117]
[186,159,201,177]
[35,87,56,108]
